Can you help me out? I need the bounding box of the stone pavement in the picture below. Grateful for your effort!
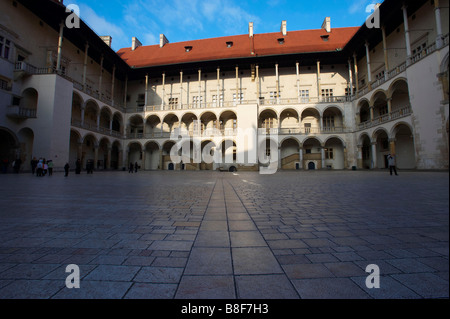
[0,170,448,299]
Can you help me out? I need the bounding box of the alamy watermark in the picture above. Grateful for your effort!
[365,264,380,289]
[365,3,381,29]
[65,264,80,289]
[65,4,80,29]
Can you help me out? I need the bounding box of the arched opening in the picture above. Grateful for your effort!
[162,141,176,170]
[358,100,370,124]
[111,141,121,170]
[360,134,372,169]
[200,111,217,135]
[324,137,345,169]
[82,134,97,170]
[0,128,19,173]
[181,112,198,134]
[279,108,299,129]
[69,129,82,168]
[373,129,390,168]
[259,109,278,129]
[17,127,34,172]
[200,140,216,170]
[393,124,416,169]
[98,138,110,170]
[127,142,142,169]
[144,141,160,170]
[301,108,320,133]
[390,79,411,117]
[303,137,322,169]
[162,114,179,136]
[218,139,237,171]
[145,115,162,138]
[128,115,144,138]
[19,88,38,118]
[99,108,112,133]
[71,92,83,125]
[112,112,123,136]
[84,100,99,129]
[323,106,344,132]
[372,91,388,121]
[280,138,300,170]
[219,110,237,134]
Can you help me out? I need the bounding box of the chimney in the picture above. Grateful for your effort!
[100,36,112,47]
[280,20,287,36]
[322,17,331,33]
[132,37,142,51]
[249,22,254,38]
[160,34,169,48]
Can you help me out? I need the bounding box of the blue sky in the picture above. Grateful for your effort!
[66,0,380,51]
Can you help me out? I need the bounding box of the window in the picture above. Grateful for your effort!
[304,123,311,133]
[323,116,335,129]
[233,93,243,105]
[325,148,334,159]
[300,90,310,103]
[137,94,145,107]
[0,36,11,60]
[212,94,223,107]
[305,148,312,154]
[321,88,333,102]
[269,91,280,104]
[168,97,178,110]
[345,87,355,96]
[263,118,275,129]
[192,95,203,108]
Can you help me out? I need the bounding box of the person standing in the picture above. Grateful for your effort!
[135,161,138,173]
[36,159,43,177]
[31,157,37,174]
[47,160,53,176]
[75,159,81,174]
[64,162,70,177]
[129,162,134,173]
[387,154,398,176]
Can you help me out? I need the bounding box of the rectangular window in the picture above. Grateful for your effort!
[233,93,243,105]
[323,116,335,129]
[304,123,311,133]
[321,89,333,102]
[137,94,145,107]
[168,97,178,110]
[192,95,203,108]
[269,91,280,104]
[212,94,223,107]
[300,90,310,103]
[3,40,10,59]
[305,149,312,154]
[325,148,334,159]
[0,36,4,58]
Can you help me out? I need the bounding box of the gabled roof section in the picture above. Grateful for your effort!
[117,27,359,69]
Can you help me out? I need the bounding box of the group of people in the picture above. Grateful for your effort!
[30,157,54,177]
[128,162,139,173]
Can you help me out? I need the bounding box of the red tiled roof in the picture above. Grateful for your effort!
[117,27,359,68]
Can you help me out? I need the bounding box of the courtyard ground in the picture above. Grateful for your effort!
[0,170,448,300]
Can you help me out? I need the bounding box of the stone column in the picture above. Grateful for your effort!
[56,21,64,74]
[83,42,89,90]
[381,26,389,79]
[357,145,363,169]
[365,41,372,89]
[353,53,359,93]
[371,142,377,168]
[434,0,444,48]
[296,62,301,102]
[402,5,412,61]
[298,145,303,169]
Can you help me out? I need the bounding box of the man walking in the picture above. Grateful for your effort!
[387,154,398,176]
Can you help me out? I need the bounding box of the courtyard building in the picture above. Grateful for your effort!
[0,0,448,173]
